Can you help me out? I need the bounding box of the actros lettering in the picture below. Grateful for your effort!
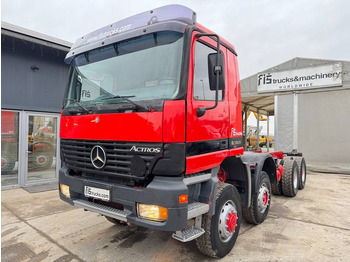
[130,146,161,153]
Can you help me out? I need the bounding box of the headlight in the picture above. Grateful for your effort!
[60,183,70,198]
[137,204,168,222]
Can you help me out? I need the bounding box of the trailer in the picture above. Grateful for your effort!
[58,5,307,258]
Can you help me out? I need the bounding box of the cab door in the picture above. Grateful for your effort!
[186,34,229,174]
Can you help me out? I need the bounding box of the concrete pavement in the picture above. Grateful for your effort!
[2,172,350,261]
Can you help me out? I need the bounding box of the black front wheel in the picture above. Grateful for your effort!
[196,183,242,258]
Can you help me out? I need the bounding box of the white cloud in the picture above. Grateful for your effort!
[2,0,350,78]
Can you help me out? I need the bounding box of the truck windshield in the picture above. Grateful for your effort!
[64,31,184,109]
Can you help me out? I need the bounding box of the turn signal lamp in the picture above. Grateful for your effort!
[179,194,188,204]
[60,183,70,198]
[137,204,168,222]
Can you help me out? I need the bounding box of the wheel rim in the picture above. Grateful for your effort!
[293,166,298,190]
[1,158,8,168]
[36,155,48,166]
[301,164,306,183]
[257,183,270,213]
[218,200,237,242]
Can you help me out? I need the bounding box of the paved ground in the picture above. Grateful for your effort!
[2,172,350,262]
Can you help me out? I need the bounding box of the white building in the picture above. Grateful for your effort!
[241,57,350,174]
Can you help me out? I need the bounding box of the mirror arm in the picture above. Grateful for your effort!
[195,33,221,117]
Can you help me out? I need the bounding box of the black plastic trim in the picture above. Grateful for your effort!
[177,25,195,101]
[152,143,186,176]
[186,138,229,157]
[62,100,164,116]
[61,139,162,182]
[229,137,243,149]
[194,27,238,56]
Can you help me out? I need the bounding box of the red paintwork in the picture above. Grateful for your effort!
[163,100,186,143]
[1,111,16,142]
[229,147,244,156]
[227,51,243,145]
[196,23,237,54]
[185,28,243,174]
[263,192,268,206]
[276,164,284,181]
[269,151,284,159]
[217,168,226,182]
[186,32,229,143]
[186,148,243,175]
[186,151,229,174]
[60,112,163,142]
[227,211,237,233]
[61,23,244,175]
[252,150,285,160]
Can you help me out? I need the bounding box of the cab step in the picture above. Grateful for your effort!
[187,202,209,219]
[73,199,130,222]
[172,226,205,242]
[172,202,209,242]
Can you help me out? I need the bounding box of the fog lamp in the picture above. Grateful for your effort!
[137,204,168,222]
[60,183,70,198]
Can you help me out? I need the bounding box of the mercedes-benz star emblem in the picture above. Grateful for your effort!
[90,145,106,169]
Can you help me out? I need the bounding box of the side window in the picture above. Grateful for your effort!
[193,41,224,101]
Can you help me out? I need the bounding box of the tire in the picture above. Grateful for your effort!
[105,216,127,226]
[271,181,283,195]
[195,183,242,258]
[1,156,16,175]
[242,172,271,225]
[295,157,306,190]
[30,151,54,171]
[281,158,299,197]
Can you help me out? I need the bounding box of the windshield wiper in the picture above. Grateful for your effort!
[101,95,150,112]
[65,98,90,113]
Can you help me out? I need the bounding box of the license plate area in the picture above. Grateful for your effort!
[84,186,110,201]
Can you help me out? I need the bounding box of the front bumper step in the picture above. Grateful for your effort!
[73,199,131,222]
[74,199,209,242]
[172,201,209,242]
[172,227,205,242]
[188,202,209,219]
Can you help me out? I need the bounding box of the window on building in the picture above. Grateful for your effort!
[1,110,19,186]
[193,41,224,101]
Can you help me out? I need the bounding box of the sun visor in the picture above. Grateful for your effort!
[65,4,196,64]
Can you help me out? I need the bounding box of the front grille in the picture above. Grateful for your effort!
[61,139,162,181]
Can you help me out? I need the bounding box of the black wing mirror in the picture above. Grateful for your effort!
[208,52,225,91]
[195,33,224,117]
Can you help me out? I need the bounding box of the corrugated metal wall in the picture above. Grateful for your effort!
[275,94,294,152]
[297,89,350,173]
[1,36,69,113]
[275,61,350,174]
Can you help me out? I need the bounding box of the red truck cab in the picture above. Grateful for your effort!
[59,5,306,258]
